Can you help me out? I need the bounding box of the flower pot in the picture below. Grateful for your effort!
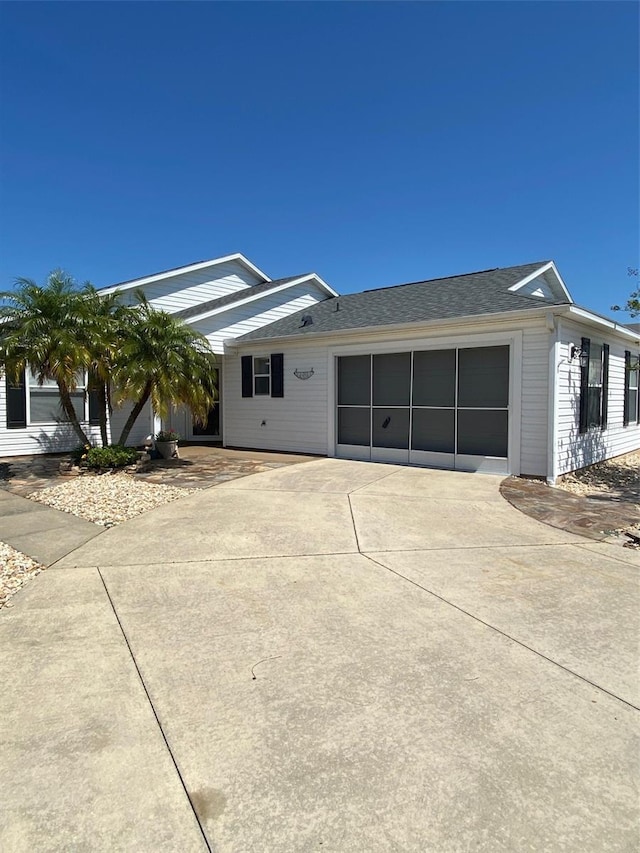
[155,440,179,460]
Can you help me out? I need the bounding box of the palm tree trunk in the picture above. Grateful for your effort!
[117,381,153,446]
[58,382,92,446]
[98,381,109,447]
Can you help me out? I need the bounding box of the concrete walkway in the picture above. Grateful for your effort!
[1,459,638,851]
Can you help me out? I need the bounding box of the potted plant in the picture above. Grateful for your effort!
[155,429,180,459]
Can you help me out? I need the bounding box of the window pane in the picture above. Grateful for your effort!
[587,387,602,427]
[630,369,639,391]
[338,356,370,406]
[457,410,508,457]
[254,376,270,395]
[458,346,509,408]
[413,350,455,407]
[372,352,410,406]
[254,357,270,376]
[30,391,85,424]
[372,408,409,449]
[588,345,603,385]
[29,370,85,389]
[411,408,455,453]
[338,407,370,446]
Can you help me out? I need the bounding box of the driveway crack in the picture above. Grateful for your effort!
[96,568,212,851]
[362,553,640,712]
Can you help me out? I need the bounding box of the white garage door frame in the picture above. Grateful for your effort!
[326,329,523,475]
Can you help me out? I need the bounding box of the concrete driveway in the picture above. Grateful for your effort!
[1,459,638,851]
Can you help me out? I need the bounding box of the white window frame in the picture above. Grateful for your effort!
[27,370,88,425]
[253,356,271,396]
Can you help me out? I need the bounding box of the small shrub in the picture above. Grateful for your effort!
[84,445,139,470]
[156,429,180,442]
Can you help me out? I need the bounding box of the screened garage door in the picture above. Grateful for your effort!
[336,346,510,473]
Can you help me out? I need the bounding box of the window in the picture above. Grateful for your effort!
[579,338,609,433]
[241,354,284,398]
[624,351,640,426]
[253,357,270,396]
[5,369,90,429]
[28,370,86,424]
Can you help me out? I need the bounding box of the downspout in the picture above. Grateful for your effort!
[546,312,560,484]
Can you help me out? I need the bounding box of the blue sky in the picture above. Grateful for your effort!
[0,2,638,316]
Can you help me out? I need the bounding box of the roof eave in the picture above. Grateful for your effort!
[558,304,640,342]
[227,304,564,349]
[183,274,336,324]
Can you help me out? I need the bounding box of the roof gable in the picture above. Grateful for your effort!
[99,253,271,295]
[174,274,333,323]
[507,261,572,302]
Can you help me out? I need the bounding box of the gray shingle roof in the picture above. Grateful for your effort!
[235,262,569,343]
[174,275,312,321]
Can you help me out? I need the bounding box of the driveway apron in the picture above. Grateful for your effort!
[2,458,638,852]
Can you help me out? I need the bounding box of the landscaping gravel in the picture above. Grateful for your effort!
[559,451,640,506]
[0,542,44,609]
[28,472,198,527]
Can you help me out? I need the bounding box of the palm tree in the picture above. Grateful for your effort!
[80,287,131,447]
[0,271,96,447]
[113,295,218,446]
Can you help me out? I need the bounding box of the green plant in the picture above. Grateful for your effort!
[84,445,139,469]
[155,429,180,442]
[113,294,218,446]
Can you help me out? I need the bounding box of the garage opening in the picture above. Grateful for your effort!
[336,346,510,473]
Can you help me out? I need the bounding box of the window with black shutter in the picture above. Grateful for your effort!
[6,370,27,429]
[624,351,639,426]
[241,354,284,398]
[579,338,609,432]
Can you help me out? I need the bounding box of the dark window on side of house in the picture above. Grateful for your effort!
[579,338,609,432]
[624,351,639,426]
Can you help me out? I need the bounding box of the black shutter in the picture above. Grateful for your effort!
[88,387,101,425]
[271,353,284,398]
[624,351,631,426]
[601,344,609,429]
[241,356,253,398]
[6,370,27,429]
[578,337,590,434]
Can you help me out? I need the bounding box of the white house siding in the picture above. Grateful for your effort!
[114,261,262,313]
[191,281,329,354]
[519,322,551,476]
[225,315,555,475]
[223,344,330,455]
[108,398,154,448]
[555,319,640,476]
[0,375,103,457]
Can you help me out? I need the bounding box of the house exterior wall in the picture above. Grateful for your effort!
[0,371,104,457]
[108,398,155,448]
[554,318,640,477]
[114,261,262,313]
[223,314,555,475]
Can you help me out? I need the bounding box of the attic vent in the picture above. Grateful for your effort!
[300,314,313,328]
[531,287,545,298]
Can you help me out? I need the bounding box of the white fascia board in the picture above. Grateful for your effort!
[98,253,271,295]
[183,275,334,324]
[310,274,339,298]
[230,305,556,349]
[561,305,640,342]
[508,261,573,302]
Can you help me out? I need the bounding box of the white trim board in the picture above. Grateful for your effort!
[99,253,271,295]
[184,275,337,324]
[508,261,573,302]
